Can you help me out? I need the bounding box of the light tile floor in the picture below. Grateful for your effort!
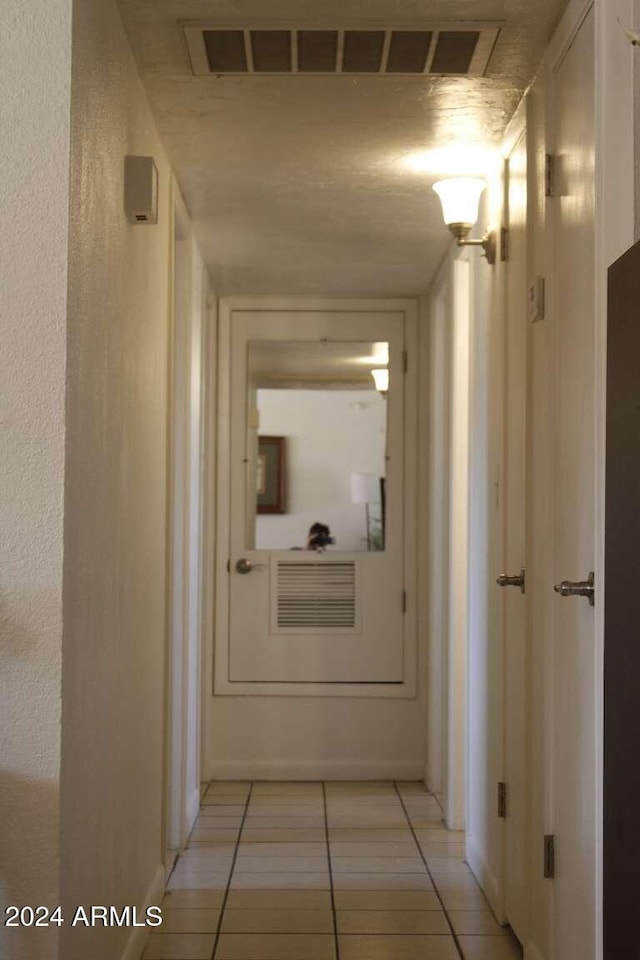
[143,782,522,960]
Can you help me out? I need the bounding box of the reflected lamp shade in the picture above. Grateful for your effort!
[432,177,486,229]
[371,368,389,394]
[350,472,380,504]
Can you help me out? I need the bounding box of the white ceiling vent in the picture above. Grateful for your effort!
[182,23,502,77]
[272,560,359,633]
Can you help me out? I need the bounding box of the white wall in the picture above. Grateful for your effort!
[425,261,451,801]
[168,205,209,852]
[464,182,505,915]
[208,695,428,781]
[426,249,475,831]
[447,257,471,832]
[428,193,503,855]
[60,0,174,957]
[256,389,386,551]
[185,231,208,832]
[0,2,71,957]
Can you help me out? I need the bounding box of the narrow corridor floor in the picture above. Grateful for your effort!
[143,781,522,960]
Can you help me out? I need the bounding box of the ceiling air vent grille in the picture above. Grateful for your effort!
[387,31,433,73]
[274,560,358,631]
[183,24,501,77]
[298,30,339,72]
[251,30,292,71]
[431,30,480,74]
[342,30,386,73]
[203,30,246,72]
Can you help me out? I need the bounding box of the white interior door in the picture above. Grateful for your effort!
[549,9,596,959]
[216,300,417,692]
[501,130,529,944]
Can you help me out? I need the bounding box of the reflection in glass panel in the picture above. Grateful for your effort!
[247,341,389,552]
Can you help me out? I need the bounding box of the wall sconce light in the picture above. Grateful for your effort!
[371,368,389,397]
[432,177,496,265]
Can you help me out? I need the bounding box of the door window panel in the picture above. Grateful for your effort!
[246,340,389,552]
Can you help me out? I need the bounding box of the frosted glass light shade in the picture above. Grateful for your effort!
[351,472,380,504]
[371,368,389,393]
[433,177,486,227]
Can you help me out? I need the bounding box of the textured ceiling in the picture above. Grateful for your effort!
[250,340,387,387]
[117,0,567,295]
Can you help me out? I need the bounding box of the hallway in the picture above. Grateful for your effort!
[145,782,521,960]
[5,1,635,958]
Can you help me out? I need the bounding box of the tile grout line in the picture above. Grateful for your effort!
[322,781,341,960]
[209,781,254,960]
[393,781,466,960]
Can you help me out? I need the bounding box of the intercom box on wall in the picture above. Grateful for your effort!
[124,155,158,225]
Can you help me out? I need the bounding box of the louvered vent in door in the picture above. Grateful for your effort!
[273,560,359,633]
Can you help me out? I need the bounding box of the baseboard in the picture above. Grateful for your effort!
[465,833,505,923]
[186,786,200,830]
[207,760,425,781]
[423,761,431,790]
[424,761,443,796]
[524,940,546,960]
[119,863,165,960]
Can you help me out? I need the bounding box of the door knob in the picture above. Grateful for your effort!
[496,569,525,593]
[554,571,594,606]
[235,558,267,574]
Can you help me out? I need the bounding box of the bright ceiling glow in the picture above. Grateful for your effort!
[354,342,389,366]
[371,342,389,365]
[402,145,496,177]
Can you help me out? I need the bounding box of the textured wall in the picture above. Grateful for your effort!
[61,0,172,957]
[0,1,72,957]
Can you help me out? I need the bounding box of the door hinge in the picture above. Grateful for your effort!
[543,834,556,879]
[545,154,555,198]
[500,226,509,263]
[402,589,407,614]
[403,350,408,374]
[497,781,507,819]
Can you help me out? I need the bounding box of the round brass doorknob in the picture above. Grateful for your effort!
[553,571,594,606]
[496,569,525,593]
[235,558,266,574]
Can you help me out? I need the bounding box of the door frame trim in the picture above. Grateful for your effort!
[593,2,635,958]
[214,296,420,698]
[163,182,193,863]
